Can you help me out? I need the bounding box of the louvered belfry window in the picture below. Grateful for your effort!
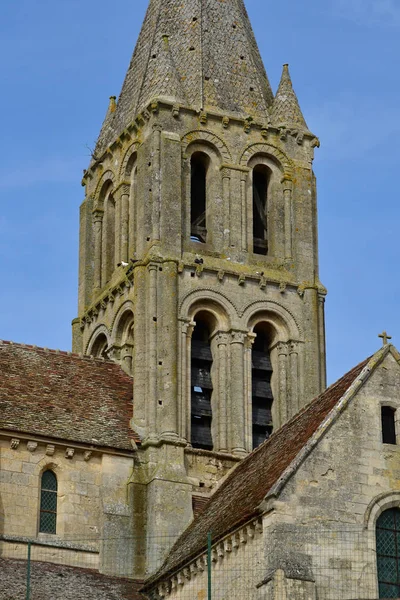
[377,508,400,598]
[39,470,58,534]
[252,325,273,449]
[191,320,213,450]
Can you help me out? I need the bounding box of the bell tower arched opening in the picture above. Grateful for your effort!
[252,165,270,256]
[191,313,214,450]
[251,322,274,449]
[190,152,209,243]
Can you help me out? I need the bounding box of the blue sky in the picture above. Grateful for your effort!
[1,0,399,384]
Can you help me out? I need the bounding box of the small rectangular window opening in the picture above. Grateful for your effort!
[382,406,396,445]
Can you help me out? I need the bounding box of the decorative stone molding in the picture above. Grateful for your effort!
[84,451,93,462]
[238,274,246,286]
[65,448,75,459]
[154,517,262,598]
[46,445,55,456]
[119,141,140,179]
[10,438,20,450]
[222,116,229,128]
[172,104,180,118]
[279,282,287,293]
[217,270,225,282]
[181,130,232,163]
[27,441,38,453]
[93,169,116,203]
[199,111,208,125]
[239,142,294,179]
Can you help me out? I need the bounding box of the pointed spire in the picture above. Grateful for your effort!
[96,0,275,152]
[271,64,308,130]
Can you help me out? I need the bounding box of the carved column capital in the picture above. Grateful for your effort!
[274,340,289,356]
[92,208,104,223]
[245,332,257,349]
[281,177,293,192]
[213,331,230,346]
[181,320,196,338]
[230,330,247,345]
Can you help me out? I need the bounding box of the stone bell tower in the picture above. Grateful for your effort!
[72,0,326,573]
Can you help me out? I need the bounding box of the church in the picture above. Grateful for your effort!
[1,1,400,599]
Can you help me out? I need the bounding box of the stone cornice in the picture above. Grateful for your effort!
[0,430,136,458]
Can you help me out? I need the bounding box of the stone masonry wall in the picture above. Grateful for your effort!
[261,351,400,600]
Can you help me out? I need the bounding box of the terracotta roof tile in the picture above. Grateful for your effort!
[0,558,144,600]
[147,355,371,585]
[0,341,139,451]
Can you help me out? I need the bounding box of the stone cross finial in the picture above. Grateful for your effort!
[379,331,392,346]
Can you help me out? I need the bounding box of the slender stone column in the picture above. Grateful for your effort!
[289,341,300,418]
[120,183,130,263]
[318,293,327,391]
[214,332,230,453]
[244,333,256,453]
[282,178,293,260]
[121,343,133,375]
[230,330,247,455]
[93,209,103,295]
[221,168,231,248]
[133,266,147,429]
[159,261,179,440]
[178,320,193,441]
[276,341,289,427]
[147,263,158,440]
[152,124,162,242]
[240,173,248,252]
[114,189,122,265]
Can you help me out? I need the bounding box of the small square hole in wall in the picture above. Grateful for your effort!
[191,272,195,278]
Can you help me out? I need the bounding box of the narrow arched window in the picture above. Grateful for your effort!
[91,333,109,359]
[382,406,396,445]
[190,153,209,243]
[39,470,58,534]
[252,165,270,255]
[191,318,213,450]
[251,324,273,449]
[376,508,400,597]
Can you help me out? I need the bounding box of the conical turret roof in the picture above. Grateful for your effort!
[271,64,308,130]
[96,0,274,152]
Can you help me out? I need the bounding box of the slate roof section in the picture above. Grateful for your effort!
[0,341,138,451]
[96,0,274,153]
[0,558,144,600]
[145,353,373,586]
[270,64,308,130]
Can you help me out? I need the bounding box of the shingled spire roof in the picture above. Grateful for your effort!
[270,64,308,130]
[96,0,274,152]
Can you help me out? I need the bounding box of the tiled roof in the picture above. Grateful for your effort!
[96,0,274,152]
[0,341,139,451]
[147,355,372,586]
[0,558,144,600]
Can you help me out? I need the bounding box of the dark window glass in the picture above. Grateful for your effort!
[252,165,269,255]
[382,407,396,445]
[190,153,208,243]
[377,508,400,597]
[252,325,273,449]
[191,320,213,450]
[39,470,58,534]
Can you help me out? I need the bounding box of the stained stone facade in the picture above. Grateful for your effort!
[69,0,327,577]
[9,1,400,599]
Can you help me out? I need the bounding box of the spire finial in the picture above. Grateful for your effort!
[109,96,117,113]
[270,63,308,130]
